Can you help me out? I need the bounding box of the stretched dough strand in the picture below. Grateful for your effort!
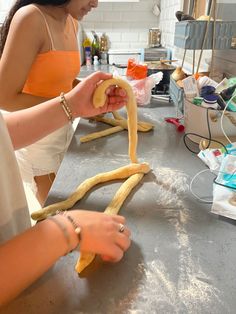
[75,172,147,273]
[93,77,138,163]
[31,163,150,221]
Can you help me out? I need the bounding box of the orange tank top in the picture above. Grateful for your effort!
[23,7,80,98]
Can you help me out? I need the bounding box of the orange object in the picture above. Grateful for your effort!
[126,58,147,80]
[23,51,80,98]
[23,6,80,98]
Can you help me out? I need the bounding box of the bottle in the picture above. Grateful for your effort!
[85,48,91,67]
[83,37,92,67]
[100,33,108,65]
[91,30,100,61]
[100,33,108,52]
[220,84,236,101]
[93,55,99,70]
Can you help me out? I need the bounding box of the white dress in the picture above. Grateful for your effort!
[0,113,31,244]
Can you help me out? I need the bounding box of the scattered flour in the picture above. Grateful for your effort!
[113,167,228,314]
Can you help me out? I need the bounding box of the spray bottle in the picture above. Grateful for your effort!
[83,37,92,67]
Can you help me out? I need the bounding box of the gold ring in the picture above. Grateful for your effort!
[118,223,125,233]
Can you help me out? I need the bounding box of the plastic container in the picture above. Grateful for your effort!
[184,98,236,143]
[169,77,184,112]
[83,37,92,67]
[174,21,236,49]
[85,47,92,67]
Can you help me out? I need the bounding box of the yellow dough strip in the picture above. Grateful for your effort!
[112,111,124,120]
[75,172,148,273]
[112,111,155,131]
[80,125,124,143]
[80,117,154,143]
[31,163,150,221]
[93,77,138,163]
[92,115,154,132]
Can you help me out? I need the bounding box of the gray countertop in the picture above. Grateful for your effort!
[2,98,236,314]
[79,64,126,79]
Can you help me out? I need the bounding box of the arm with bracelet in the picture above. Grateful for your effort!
[0,72,131,306]
[0,210,130,306]
[5,72,127,150]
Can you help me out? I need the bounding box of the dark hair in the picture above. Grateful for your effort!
[0,0,71,55]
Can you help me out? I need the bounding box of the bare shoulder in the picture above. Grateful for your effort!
[11,5,45,31]
[9,5,47,50]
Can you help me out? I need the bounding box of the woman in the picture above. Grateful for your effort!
[0,0,98,205]
[0,71,131,306]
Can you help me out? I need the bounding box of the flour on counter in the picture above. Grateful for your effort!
[113,167,228,313]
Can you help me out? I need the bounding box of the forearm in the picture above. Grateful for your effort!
[5,97,70,150]
[0,216,77,306]
[0,92,48,112]
[4,72,128,149]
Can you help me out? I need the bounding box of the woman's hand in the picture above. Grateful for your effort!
[66,72,128,118]
[68,210,131,262]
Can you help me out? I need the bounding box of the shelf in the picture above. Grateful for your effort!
[174,20,236,50]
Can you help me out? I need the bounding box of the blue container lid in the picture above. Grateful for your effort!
[200,85,216,97]
[204,93,218,104]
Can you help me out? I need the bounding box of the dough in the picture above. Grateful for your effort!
[31,163,150,221]
[75,172,148,273]
[92,115,154,132]
[93,77,138,163]
[80,125,124,143]
[111,111,155,131]
[80,116,154,143]
[112,111,124,120]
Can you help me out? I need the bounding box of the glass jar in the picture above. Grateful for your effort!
[148,28,161,48]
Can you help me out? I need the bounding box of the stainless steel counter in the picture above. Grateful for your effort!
[2,100,236,314]
[78,64,126,79]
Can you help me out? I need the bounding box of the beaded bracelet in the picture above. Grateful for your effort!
[60,92,74,123]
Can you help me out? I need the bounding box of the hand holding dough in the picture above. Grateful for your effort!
[93,77,138,163]
[75,172,149,273]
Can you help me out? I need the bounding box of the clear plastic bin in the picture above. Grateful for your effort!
[184,98,236,143]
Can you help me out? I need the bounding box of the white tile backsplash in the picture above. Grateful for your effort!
[82,0,160,49]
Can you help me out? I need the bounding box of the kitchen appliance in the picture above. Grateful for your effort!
[146,61,176,96]
[141,47,168,62]
[148,28,161,48]
[108,49,141,66]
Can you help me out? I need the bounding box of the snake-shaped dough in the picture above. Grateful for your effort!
[111,111,154,131]
[80,126,124,143]
[80,116,154,143]
[93,77,138,163]
[75,172,149,273]
[92,115,154,132]
[31,163,150,221]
